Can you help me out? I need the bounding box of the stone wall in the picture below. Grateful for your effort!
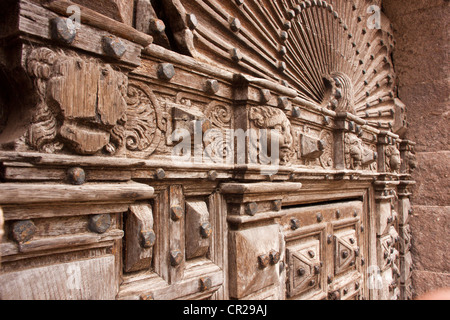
[383,0,450,298]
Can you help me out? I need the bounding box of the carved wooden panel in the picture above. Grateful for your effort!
[286,237,323,298]
[124,204,155,272]
[229,224,281,299]
[333,225,360,276]
[281,200,366,300]
[0,0,415,301]
[0,256,117,300]
[185,201,211,259]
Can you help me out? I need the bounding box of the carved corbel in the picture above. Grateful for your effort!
[249,106,295,166]
[344,133,377,170]
[400,140,417,174]
[125,204,155,272]
[377,132,401,173]
[11,47,132,156]
[299,134,325,160]
[385,145,402,173]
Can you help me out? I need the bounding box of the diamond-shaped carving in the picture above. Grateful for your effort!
[287,240,321,297]
[334,229,358,275]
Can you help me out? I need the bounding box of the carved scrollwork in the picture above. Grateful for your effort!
[25,47,63,153]
[122,82,164,157]
[205,102,233,129]
[203,128,233,164]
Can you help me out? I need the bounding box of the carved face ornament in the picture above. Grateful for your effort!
[250,106,294,165]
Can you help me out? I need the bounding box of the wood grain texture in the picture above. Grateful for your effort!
[0,255,117,299]
[43,0,153,46]
[19,1,143,67]
[124,204,154,272]
[0,0,414,301]
[169,185,185,284]
[0,207,3,266]
[0,182,154,205]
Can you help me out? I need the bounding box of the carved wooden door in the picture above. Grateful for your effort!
[0,0,416,300]
[282,201,366,300]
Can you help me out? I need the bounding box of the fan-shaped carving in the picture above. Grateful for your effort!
[169,0,404,133]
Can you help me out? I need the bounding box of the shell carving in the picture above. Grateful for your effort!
[170,0,405,133]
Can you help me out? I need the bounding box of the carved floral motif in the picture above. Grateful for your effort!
[110,81,166,158]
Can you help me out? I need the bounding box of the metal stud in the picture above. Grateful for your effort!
[67,167,86,185]
[269,250,281,264]
[157,63,175,81]
[231,48,243,62]
[316,212,323,223]
[187,13,198,30]
[102,36,126,59]
[12,220,36,243]
[140,230,156,248]
[259,88,272,104]
[170,250,183,266]
[51,17,77,44]
[273,200,282,211]
[155,168,166,179]
[89,214,111,234]
[245,202,258,216]
[205,79,220,95]
[258,254,270,268]
[327,234,333,244]
[149,18,166,34]
[199,277,212,291]
[314,265,320,274]
[207,170,218,181]
[230,18,241,32]
[291,218,301,230]
[278,96,291,110]
[171,205,183,221]
[287,9,296,20]
[292,106,301,118]
[200,222,213,239]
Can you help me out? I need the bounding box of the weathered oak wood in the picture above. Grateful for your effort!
[0,0,414,301]
[0,182,154,205]
[19,1,143,66]
[124,204,154,272]
[43,0,153,46]
[0,255,117,299]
